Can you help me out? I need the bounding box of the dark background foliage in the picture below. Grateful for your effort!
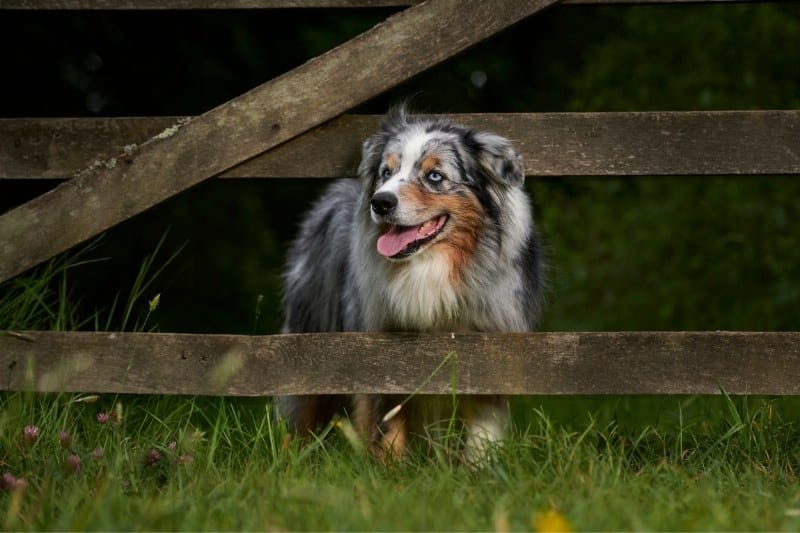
[1,3,799,334]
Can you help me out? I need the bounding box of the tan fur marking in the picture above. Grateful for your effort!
[420,155,441,175]
[352,394,409,462]
[376,415,408,462]
[395,183,485,286]
[396,181,431,209]
[386,152,400,173]
[435,194,484,285]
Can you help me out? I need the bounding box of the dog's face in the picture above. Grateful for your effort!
[358,108,525,269]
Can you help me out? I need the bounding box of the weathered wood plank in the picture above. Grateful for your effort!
[0,0,761,8]
[0,0,560,284]
[3,111,798,179]
[2,331,799,396]
[0,117,176,180]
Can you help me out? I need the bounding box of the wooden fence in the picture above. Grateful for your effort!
[1,0,799,396]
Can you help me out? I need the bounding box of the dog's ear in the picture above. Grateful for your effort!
[357,133,386,183]
[473,131,525,188]
[358,107,410,182]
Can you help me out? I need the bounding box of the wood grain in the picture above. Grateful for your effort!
[0,0,559,284]
[0,0,760,8]
[3,111,798,180]
[2,330,799,396]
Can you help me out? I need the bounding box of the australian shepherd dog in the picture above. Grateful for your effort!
[275,107,545,463]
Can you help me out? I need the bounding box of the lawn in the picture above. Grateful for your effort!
[2,252,800,531]
[3,392,800,530]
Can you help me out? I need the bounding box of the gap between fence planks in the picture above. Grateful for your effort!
[0,0,560,285]
[2,111,799,180]
[2,330,800,396]
[0,0,764,8]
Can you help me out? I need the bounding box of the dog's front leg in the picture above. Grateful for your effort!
[461,395,509,466]
[352,394,409,462]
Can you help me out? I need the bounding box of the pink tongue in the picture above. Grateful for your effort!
[377,225,422,257]
[376,216,445,257]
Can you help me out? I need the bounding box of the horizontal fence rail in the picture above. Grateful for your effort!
[2,330,800,396]
[0,0,765,9]
[2,111,799,180]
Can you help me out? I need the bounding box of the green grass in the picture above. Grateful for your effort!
[3,393,800,530]
[3,247,800,531]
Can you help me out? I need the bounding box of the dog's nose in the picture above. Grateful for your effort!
[370,192,397,216]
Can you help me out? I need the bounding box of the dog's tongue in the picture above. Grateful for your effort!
[377,226,420,257]
[377,216,444,258]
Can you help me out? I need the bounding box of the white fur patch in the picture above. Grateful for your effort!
[377,128,435,189]
[464,403,508,465]
[399,127,434,173]
[500,188,533,261]
[386,251,460,329]
[374,178,401,198]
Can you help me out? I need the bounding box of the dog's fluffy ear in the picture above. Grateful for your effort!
[358,133,386,182]
[473,131,525,188]
[358,106,410,182]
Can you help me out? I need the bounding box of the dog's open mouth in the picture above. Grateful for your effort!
[376,214,448,259]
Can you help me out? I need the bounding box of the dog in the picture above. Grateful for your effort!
[275,106,545,463]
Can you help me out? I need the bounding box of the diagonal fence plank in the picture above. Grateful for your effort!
[2,330,800,396]
[3,111,799,179]
[0,0,561,284]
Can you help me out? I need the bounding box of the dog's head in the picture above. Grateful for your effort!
[358,106,525,264]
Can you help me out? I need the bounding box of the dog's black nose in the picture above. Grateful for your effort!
[370,192,397,216]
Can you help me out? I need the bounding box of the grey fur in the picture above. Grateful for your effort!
[275,109,545,448]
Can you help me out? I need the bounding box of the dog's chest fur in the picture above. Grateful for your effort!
[384,252,460,329]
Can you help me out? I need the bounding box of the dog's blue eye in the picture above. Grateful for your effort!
[380,168,392,180]
[427,171,444,183]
